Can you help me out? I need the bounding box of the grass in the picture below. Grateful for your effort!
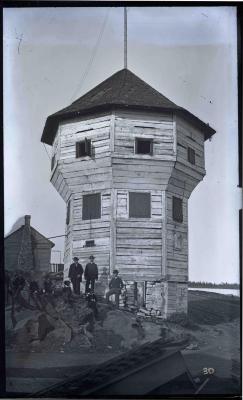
[188,291,240,325]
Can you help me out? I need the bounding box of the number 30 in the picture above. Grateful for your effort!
[203,367,215,375]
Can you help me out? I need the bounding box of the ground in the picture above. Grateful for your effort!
[5,290,240,395]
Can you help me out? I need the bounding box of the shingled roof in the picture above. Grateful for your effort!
[41,68,216,145]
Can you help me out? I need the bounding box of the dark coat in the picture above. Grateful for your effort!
[85,262,98,280]
[68,263,84,282]
[109,276,124,290]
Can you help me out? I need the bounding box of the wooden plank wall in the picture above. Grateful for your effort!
[165,191,188,283]
[56,115,113,276]
[113,111,175,281]
[175,115,206,183]
[51,109,206,316]
[165,114,206,311]
[31,230,53,273]
[4,229,23,271]
[115,191,163,281]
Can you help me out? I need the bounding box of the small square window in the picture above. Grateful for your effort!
[135,138,153,155]
[129,192,151,218]
[172,197,183,223]
[85,240,95,247]
[188,147,195,164]
[76,138,91,158]
[83,193,101,220]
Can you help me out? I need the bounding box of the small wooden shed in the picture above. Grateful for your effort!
[41,69,215,317]
[5,215,55,280]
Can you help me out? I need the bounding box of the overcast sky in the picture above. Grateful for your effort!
[4,6,241,282]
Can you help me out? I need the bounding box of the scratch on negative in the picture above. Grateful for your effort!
[15,30,23,54]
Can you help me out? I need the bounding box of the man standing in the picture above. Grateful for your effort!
[68,257,83,295]
[84,255,98,293]
[106,270,124,308]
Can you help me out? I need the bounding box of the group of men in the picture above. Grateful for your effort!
[68,255,124,307]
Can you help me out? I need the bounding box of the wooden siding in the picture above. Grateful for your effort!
[175,114,206,182]
[50,164,71,203]
[5,226,52,276]
[112,111,175,281]
[113,111,175,191]
[59,115,111,161]
[64,191,111,276]
[115,190,163,281]
[52,110,207,316]
[5,229,23,271]
[164,115,206,285]
[165,190,188,283]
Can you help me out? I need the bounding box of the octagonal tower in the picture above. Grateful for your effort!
[41,69,215,317]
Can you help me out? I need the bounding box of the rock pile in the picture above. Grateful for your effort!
[5,294,182,354]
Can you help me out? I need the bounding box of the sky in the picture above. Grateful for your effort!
[3,6,241,283]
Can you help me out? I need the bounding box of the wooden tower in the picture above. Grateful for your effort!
[41,69,215,317]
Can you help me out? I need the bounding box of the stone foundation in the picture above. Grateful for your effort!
[122,280,188,318]
[78,274,188,318]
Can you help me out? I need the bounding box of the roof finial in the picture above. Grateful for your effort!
[124,7,127,69]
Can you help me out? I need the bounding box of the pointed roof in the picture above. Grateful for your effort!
[41,69,215,145]
[5,215,55,247]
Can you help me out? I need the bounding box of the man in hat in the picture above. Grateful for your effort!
[106,270,124,308]
[68,257,84,295]
[84,255,98,293]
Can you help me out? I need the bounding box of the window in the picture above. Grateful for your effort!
[51,154,56,170]
[188,147,195,164]
[66,200,71,225]
[76,138,91,158]
[82,193,101,220]
[85,240,95,247]
[129,192,151,218]
[135,138,153,155]
[172,197,183,223]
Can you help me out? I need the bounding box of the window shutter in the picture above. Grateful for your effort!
[129,192,151,218]
[172,197,183,223]
[188,147,195,164]
[66,200,71,225]
[85,138,91,156]
[82,193,101,220]
[76,142,80,158]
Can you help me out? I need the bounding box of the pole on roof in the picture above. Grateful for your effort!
[124,7,127,69]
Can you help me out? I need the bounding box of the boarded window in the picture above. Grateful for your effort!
[129,192,151,218]
[76,138,91,158]
[172,197,183,223]
[51,154,56,170]
[135,138,153,155]
[82,193,101,220]
[66,200,71,225]
[188,147,195,164]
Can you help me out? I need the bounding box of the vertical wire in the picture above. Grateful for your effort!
[124,7,127,69]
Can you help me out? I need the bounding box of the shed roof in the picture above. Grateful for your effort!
[41,68,216,145]
[5,222,55,248]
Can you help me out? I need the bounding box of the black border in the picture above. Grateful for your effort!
[1,2,242,399]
